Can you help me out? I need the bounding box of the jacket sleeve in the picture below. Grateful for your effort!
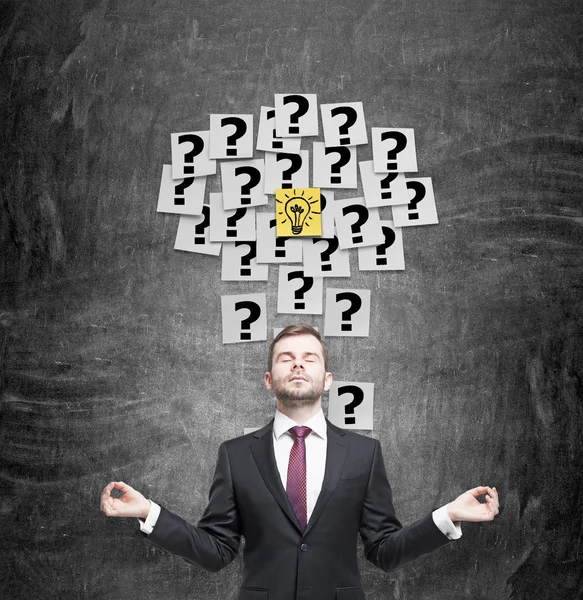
[359,440,452,572]
[144,441,241,572]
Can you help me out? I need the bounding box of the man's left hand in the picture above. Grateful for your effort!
[447,486,499,523]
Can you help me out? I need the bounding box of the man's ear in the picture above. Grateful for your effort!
[264,372,272,391]
[324,372,333,392]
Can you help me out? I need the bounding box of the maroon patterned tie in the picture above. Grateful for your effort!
[286,425,312,531]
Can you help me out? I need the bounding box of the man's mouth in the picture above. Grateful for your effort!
[289,376,308,382]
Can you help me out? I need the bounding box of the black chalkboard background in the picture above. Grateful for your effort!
[1,1,582,598]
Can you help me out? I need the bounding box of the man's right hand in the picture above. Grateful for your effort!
[100,481,151,519]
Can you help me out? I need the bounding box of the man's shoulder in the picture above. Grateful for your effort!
[222,421,273,449]
[340,428,378,444]
[326,419,379,447]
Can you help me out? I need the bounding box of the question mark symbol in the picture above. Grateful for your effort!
[234,300,261,340]
[379,173,398,201]
[315,236,339,272]
[221,117,248,157]
[178,134,205,175]
[342,204,369,244]
[276,153,303,189]
[380,131,408,170]
[406,181,426,220]
[338,385,365,425]
[330,106,358,145]
[288,271,314,310]
[226,207,247,237]
[283,95,310,134]
[376,226,396,265]
[194,205,210,245]
[270,218,288,258]
[267,109,283,150]
[174,176,194,205]
[335,291,362,332]
[235,241,256,276]
[234,166,261,205]
[325,147,351,184]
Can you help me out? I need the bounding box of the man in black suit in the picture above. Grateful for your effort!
[100,324,499,600]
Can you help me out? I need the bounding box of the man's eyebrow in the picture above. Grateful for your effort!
[276,351,320,360]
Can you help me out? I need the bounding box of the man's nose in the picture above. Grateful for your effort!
[292,360,305,369]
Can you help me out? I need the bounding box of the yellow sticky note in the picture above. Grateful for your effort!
[275,188,322,237]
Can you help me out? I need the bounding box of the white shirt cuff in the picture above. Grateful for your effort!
[137,500,161,535]
[432,504,462,540]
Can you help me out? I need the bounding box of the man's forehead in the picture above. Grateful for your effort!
[273,334,323,356]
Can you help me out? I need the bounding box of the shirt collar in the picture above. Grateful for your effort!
[273,407,327,441]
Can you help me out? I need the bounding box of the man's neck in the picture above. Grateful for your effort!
[276,399,322,425]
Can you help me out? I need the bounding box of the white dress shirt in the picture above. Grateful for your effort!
[139,408,462,541]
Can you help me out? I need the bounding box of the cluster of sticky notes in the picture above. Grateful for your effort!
[156,94,439,344]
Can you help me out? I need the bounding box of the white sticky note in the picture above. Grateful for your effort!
[321,102,367,147]
[255,213,303,264]
[319,190,336,238]
[392,178,438,227]
[209,114,254,159]
[221,242,269,281]
[371,128,417,173]
[333,197,384,249]
[357,220,405,271]
[157,165,206,215]
[257,107,302,153]
[328,381,374,430]
[359,161,409,207]
[312,142,357,189]
[275,93,318,137]
[209,193,256,242]
[264,151,310,194]
[221,159,267,209]
[277,266,323,314]
[221,293,267,343]
[174,209,221,256]
[171,131,216,178]
[324,288,371,337]
[303,236,350,277]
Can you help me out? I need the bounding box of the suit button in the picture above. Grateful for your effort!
[300,544,308,552]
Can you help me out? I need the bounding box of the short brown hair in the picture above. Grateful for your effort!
[268,324,328,372]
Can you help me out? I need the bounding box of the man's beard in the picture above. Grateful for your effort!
[270,373,326,408]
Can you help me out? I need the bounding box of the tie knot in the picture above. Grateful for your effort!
[289,425,312,440]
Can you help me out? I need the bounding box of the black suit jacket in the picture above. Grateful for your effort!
[146,417,453,600]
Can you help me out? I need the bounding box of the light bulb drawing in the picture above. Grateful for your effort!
[286,197,310,234]
[276,188,321,236]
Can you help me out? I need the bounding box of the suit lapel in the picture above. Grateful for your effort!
[249,417,350,535]
[250,419,297,529]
